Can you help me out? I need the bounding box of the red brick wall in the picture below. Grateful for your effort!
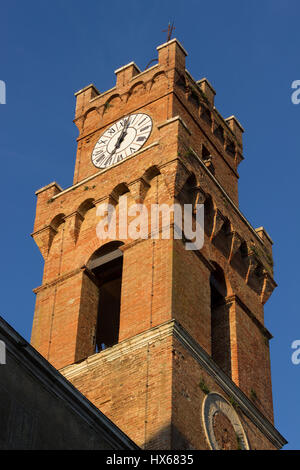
[30,39,279,449]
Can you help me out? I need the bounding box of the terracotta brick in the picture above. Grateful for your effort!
[30,39,284,450]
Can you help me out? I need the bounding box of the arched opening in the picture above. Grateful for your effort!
[88,241,124,352]
[212,217,232,258]
[178,173,197,208]
[210,263,231,377]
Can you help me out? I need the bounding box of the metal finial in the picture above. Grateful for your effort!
[162,21,175,42]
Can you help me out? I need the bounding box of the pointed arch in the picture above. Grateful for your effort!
[83,107,100,132]
[103,94,122,114]
[50,213,65,231]
[127,81,146,101]
[110,182,130,203]
[142,164,161,184]
[77,198,95,218]
[149,71,167,91]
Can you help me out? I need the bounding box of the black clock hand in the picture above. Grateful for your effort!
[110,117,130,155]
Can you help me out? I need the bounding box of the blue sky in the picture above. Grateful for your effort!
[0,0,299,449]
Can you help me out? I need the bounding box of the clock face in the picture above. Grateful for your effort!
[91,113,152,169]
[202,393,249,450]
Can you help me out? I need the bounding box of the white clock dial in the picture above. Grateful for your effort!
[91,113,152,169]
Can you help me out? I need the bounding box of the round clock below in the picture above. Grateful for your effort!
[91,113,152,169]
[202,392,250,450]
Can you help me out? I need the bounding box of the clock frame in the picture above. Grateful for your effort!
[91,113,152,169]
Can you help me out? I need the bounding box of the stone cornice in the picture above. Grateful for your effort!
[61,319,286,449]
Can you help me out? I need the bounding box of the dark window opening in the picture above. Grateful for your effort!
[200,106,212,125]
[89,243,123,352]
[210,265,231,377]
[226,140,236,157]
[176,74,187,92]
[202,145,211,161]
[188,90,200,107]
[214,125,225,144]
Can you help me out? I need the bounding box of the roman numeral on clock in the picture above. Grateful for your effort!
[115,154,123,163]
[137,116,148,126]
[94,149,105,157]
[139,125,151,133]
[95,155,106,166]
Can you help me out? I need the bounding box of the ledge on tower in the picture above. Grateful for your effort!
[35,181,62,197]
[157,38,187,71]
[225,115,244,145]
[255,226,274,252]
[114,62,141,88]
[197,78,216,107]
[74,84,100,117]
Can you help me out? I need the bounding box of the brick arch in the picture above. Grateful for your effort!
[177,172,198,209]
[47,213,66,262]
[83,107,100,133]
[149,71,167,91]
[87,240,124,268]
[102,94,122,115]
[142,164,161,183]
[212,215,233,260]
[77,198,95,218]
[126,81,146,101]
[230,238,250,281]
[210,261,229,296]
[110,182,130,203]
[142,166,166,206]
[175,72,188,92]
[50,212,66,230]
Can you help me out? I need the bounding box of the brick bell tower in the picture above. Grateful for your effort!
[31,39,286,450]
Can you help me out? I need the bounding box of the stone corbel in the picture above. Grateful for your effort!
[31,225,57,259]
[260,271,277,305]
[210,209,226,241]
[245,253,260,284]
[191,186,206,214]
[229,232,243,262]
[128,177,150,204]
[65,211,84,245]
